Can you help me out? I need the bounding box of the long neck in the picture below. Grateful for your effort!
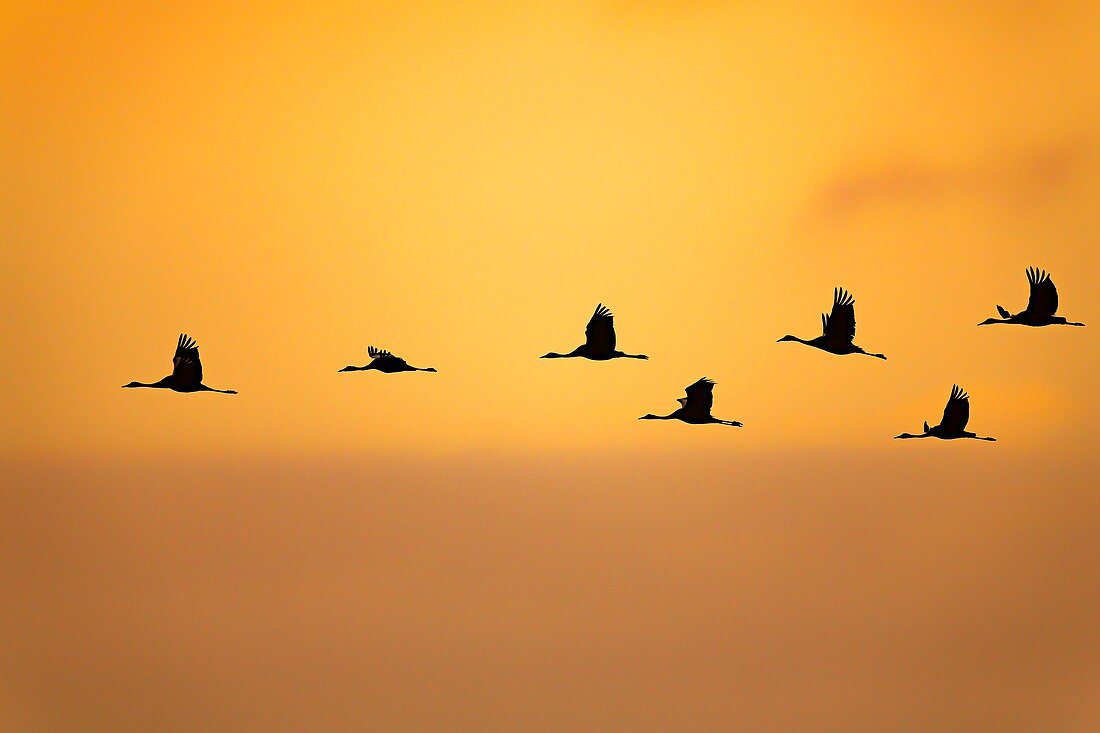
[613,351,648,360]
[542,347,583,359]
[125,378,171,389]
[641,413,677,420]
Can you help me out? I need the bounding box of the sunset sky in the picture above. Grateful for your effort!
[2,2,1098,731]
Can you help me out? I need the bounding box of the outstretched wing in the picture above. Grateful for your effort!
[1024,267,1058,318]
[368,345,410,368]
[939,384,970,433]
[584,304,616,353]
[822,287,856,344]
[171,333,203,388]
[682,377,715,418]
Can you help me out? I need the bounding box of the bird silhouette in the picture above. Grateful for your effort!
[639,377,742,427]
[122,334,237,394]
[541,304,648,360]
[894,385,996,441]
[339,346,437,373]
[978,267,1084,327]
[778,287,886,360]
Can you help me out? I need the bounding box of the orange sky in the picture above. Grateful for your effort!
[2,0,1097,460]
[2,3,1100,731]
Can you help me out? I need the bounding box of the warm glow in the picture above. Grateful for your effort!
[2,2,1098,731]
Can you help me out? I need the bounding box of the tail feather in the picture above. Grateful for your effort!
[996,305,1010,319]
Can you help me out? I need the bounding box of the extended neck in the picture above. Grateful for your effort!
[123,378,170,389]
[614,351,648,360]
[541,347,582,359]
[639,413,675,420]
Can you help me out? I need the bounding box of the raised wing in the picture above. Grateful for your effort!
[584,304,616,354]
[171,333,203,388]
[368,345,410,368]
[681,377,715,418]
[1024,267,1058,318]
[822,287,856,344]
[938,384,970,433]
[822,286,853,343]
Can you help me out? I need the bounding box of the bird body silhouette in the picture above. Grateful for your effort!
[895,385,995,441]
[778,287,886,360]
[640,377,742,427]
[123,334,237,394]
[541,304,648,360]
[979,267,1084,327]
[340,346,437,373]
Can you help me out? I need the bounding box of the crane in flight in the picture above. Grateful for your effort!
[123,334,237,394]
[979,267,1084,327]
[778,287,887,360]
[639,377,742,427]
[339,346,437,373]
[894,385,996,441]
[541,304,648,361]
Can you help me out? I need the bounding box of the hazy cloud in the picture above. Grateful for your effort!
[810,139,1088,222]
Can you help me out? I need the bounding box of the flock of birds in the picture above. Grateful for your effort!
[124,267,1084,442]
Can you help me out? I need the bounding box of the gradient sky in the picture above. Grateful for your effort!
[2,2,1099,732]
[3,0,1097,460]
